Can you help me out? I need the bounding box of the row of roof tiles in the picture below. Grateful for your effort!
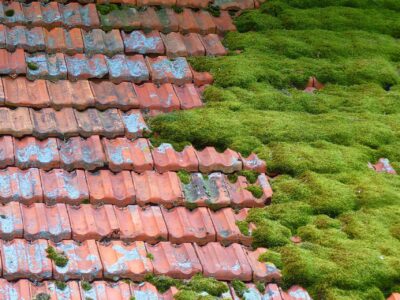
[0,78,206,111]
[1,51,199,84]
[0,280,310,300]
[0,107,148,138]
[0,202,253,245]
[0,26,226,57]
[0,2,235,34]
[0,168,272,207]
[0,136,265,173]
[0,239,278,282]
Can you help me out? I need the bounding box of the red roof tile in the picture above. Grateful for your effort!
[135,82,181,112]
[369,158,397,175]
[200,34,227,56]
[5,26,46,52]
[120,109,149,139]
[244,247,282,282]
[82,29,124,56]
[162,206,215,244]
[122,30,165,55]
[132,171,183,207]
[161,32,188,58]
[140,7,164,32]
[174,83,203,109]
[147,242,202,279]
[0,107,33,137]
[0,48,26,75]
[102,137,153,172]
[105,54,149,83]
[191,67,214,86]
[226,175,267,208]
[0,136,14,168]
[0,202,23,240]
[3,77,49,108]
[61,3,100,30]
[0,279,31,300]
[86,170,136,206]
[45,27,84,54]
[30,280,82,300]
[286,286,312,300]
[178,9,199,34]
[194,10,217,35]
[194,242,252,281]
[196,147,242,173]
[146,56,193,85]
[213,11,236,35]
[114,205,168,243]
[214,0,255,10]
[65,53,108,80]
[240,152,267,173]
[263,283,285,300]
[388,293,400,300]
[1,239,52,280]
[152,143,199,172]
[26,52,67,81]
[90,80,139,110]
[67,204,119,241]
[131,282,178,299]
[80,281,132,300]
[183,33,206,56]
[98,240,153,280]
[177,0,211,8]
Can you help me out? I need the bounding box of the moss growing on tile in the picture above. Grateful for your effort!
[231,279,247,297]
[46,246,68,268]
[146,253,154,260]
[81,281,92,291]
[206,4,221,17]
[172,5,183,14]
[174,290,214,300]
[144,274,182,293]
[255,281,265,293]
[4,9,14,17]
[55,281,67,291]
[34,293,50,300]
[236,220,250,236]
[27,62,39,71]
[96,4,120,15]
[185,274,229,297]
[245,185,263,198]
[178,170,191,185]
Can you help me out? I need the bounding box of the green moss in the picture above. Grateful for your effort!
[255,282,265,293]
[231,279,247,298]
[178,170,191,185]
[174,290,214,300]
[96,4,120,15]
[46,246,68,268]
[206,4,221,17]
[238,170,259,184]
[34,293,50,300]
[258,249,283,269]
[55,281,67,291]
[5,9,14,17]
[172,5,183,13]
[245,185,263,198]
[185,274,229,297]
[236,220,250,236]
[144,274,182,293]
[81,281,92,291]
[27,62,39,71]
[146,253,154,260]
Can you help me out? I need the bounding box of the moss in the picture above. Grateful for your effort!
[238,170,259,184]
[231,279,247,297]
[130,297,136,300]
[245,185,263,198]
[255,282,265,293]
[144,274,182,293]
[96,4,120,15]
[81,199,90,204]
[185,274,229,297]
[236,220,250,236]
[55,281,67,291]
[178,170,191,185]
[259,249,283,269]
[146,253,154,260]
[27,62,39,71]
[46,246,68,268]
[34,294,50,300]
[172,5,183,13]
[174,290,214,300]
[4,9,14,17]
[206,4,221,17]
[81,281,92,291]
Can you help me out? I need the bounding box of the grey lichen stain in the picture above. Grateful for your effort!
[122,112,148,133]
[15,142,56,164]
[125,31,162,54]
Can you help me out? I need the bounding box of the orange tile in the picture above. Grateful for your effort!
[122,30,165,55]
[161,32,188,58]
[190,67,213,86]
[152,143,199,172]
[258,173,273,201]
[135,82,181,112]
[131,282,178,299]
[51,239,102,281]
[14,137,60,170]
[263,283,285,300]
[0,48,26,75]
[80,281,132,300]
[0,107,33,137]
[114,205,168,243]
[388,293,400,300]
[177,0,210,8]
[240,152,267,173]
[193,10,216,34]
[47,80,95,110]
[146,242,202,279]
[30,280,81,300]
[146,56,193,85]
[58,135,106,171]
[0,136,14,168]
[140,7,163,32]
[86,170,136,206]
[1,239,52,280]
[226,175,266,208]
[286,286,312,300]
[21,203,71,242]
[0,202,23,240]
[65,53,108,80]
[244,247,282,283]
[214,0,254,10]
[174,83,203,109]
[132,171,183,207]
[90,81,139,110]
[194,242,252,281]
[196,147,242,173]
[26,53,67,81]
[213,11,236,35]
[102,137,153,172]
[162,206,215,244]
[200,34,227,56]
[3,77,50,108]
[67,204,119,241]
[182,33,205,56]
[0,279,31,299]
[120,109,149,139]
[157,8,180,33]
[137,0,176,5]
[106,54,149,84]
[98,240,153,280]
[178,9,199,34]
[40,169,89,205]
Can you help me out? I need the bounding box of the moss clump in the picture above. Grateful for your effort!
[96,4,120,15]
[246,185,263,198]
[255,282,265,293]
[81,281,92,291]
[34,294,50,300]
[236,220,250,236]
[178,170,191,185]
[130,297,136,300]
[144,274,182,293]
[258,249,283,269]
[46,246,68,268]
[55,281,67,290]
[174,290,214,300]
[5,9,14,17]
[27,62,39,71]
[231,279,248,297]
[146,253,154,260]
[238,170,259,184]
[206,4,221,17]
[172,5,183,13]
[185,274,229,297]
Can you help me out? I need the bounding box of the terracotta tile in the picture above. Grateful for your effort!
[0,2,24,26]
[146,56,193,85]
[0,167,43,205]
[200,34,226,56]
[5,26,46,52]
[83,29,124,56]
[114,205,167,243]
[191,67,213,86]
[51,239,103,281]
[182,33,205,56]
[213,11,236,35]
[178,9,199,34]
[0,279,31,300]
[47,80,95,110]
[183,172,230,209]
[66,53,108,80]
[98,240,153,280]
[1,239,52,280]
[258,173,273,201]
[0,48,26,75]
[0,74,5,104]
[214,0,254,10]
[99,6,141,31]
[258,283,284,300]
[105,54,149,84]
[122,30,165,55]
[30,281,81,300]
[134,83,179,112]
[14,137,60,170]
[194,10,216,35]
[146,242,201,279]
[90,80,139,110]
[58,135,106,171]
[174,83,203,109]
[161,32,187,58]
[45,28,84,54]
[140,7,163,32]
[0,136,14,168]
[226,175,267,208]
[132,171,183,207]
[102,137,153,172]
[80,281,132,300]
[162,206,215,244]
[369,158,397,174]
[195,242,252,281]
[40,169,89,205]
[196,147,242,173]
[0,107,33,137]
[131,282,179,299]
[244,247,282,283]
[286,286,312,300]
[21,203,71,242]
[30,108,79,139]
[68,204,119,241]
[230,283,273,300]
[137,0,176,5]
[389,293,400,300]
[120,109,149,139]
[3,77,50,108]
[74,108,125,138]
[61,3,100,29]
[156,7,180,33]
[152,143,199,172]
[240,153,267,173]
[24,2,63,27]
[86,170,136,206]
[26,53,67,81]
[0,202,23,240]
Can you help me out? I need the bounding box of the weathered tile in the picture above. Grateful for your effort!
[80,281,132,300]
[30,281,82,300]
[244,247,282,282]
[286,286,312,300]
[58,135,106,171]
[21,203,71,242]
[14,137,60,170]
[98,240,153,280]
[369,158,397,174]
[174,83,203,109]
[0,2,24,26]
[161,32,188,58]
[0,107,33,137]
[51,239,103,281]
[23,2,63,27]
[114,205,168,243]
[178,9,199,34]
[131,282,178,299]
[86,170,136,206]
[66,54,108,80]
[193,10,216,34]
[200,33,227,56]
[156,7,179,33]
[162,206,215,244]
[0,136,15,168]
[177,0,211,8]
[214,0,254,10]
[146,242,202,279]
[60,3,100,29]
[26,53,67,81]
[152,143,199,173]
[1,239,52,280]
[146,56,193,85]
[0,279,31,300]
[45,28,84,54]
[40,169,89,205]
[0,202,23,240]
[122,30,164,55]
[105,54,149,83]
[196,147,242,173]
[120,109,149,139]
[3,77,50,108]
[226,174,270,207]
[67,204,119,241]
[103,137,153,172]
[191,67,213,86]
[182,33,205,56]
[83,29,123,56]
[134,83,180,112]
[6,26,46,52]
[90,80,139,110]
[240,153,266,173]
[0,49,26,75]
[213,11,236,35]
[140,7,163,32]
[47,80,95,110]
[132,171,183,207]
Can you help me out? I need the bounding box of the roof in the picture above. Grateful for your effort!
[0,0,311,299]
